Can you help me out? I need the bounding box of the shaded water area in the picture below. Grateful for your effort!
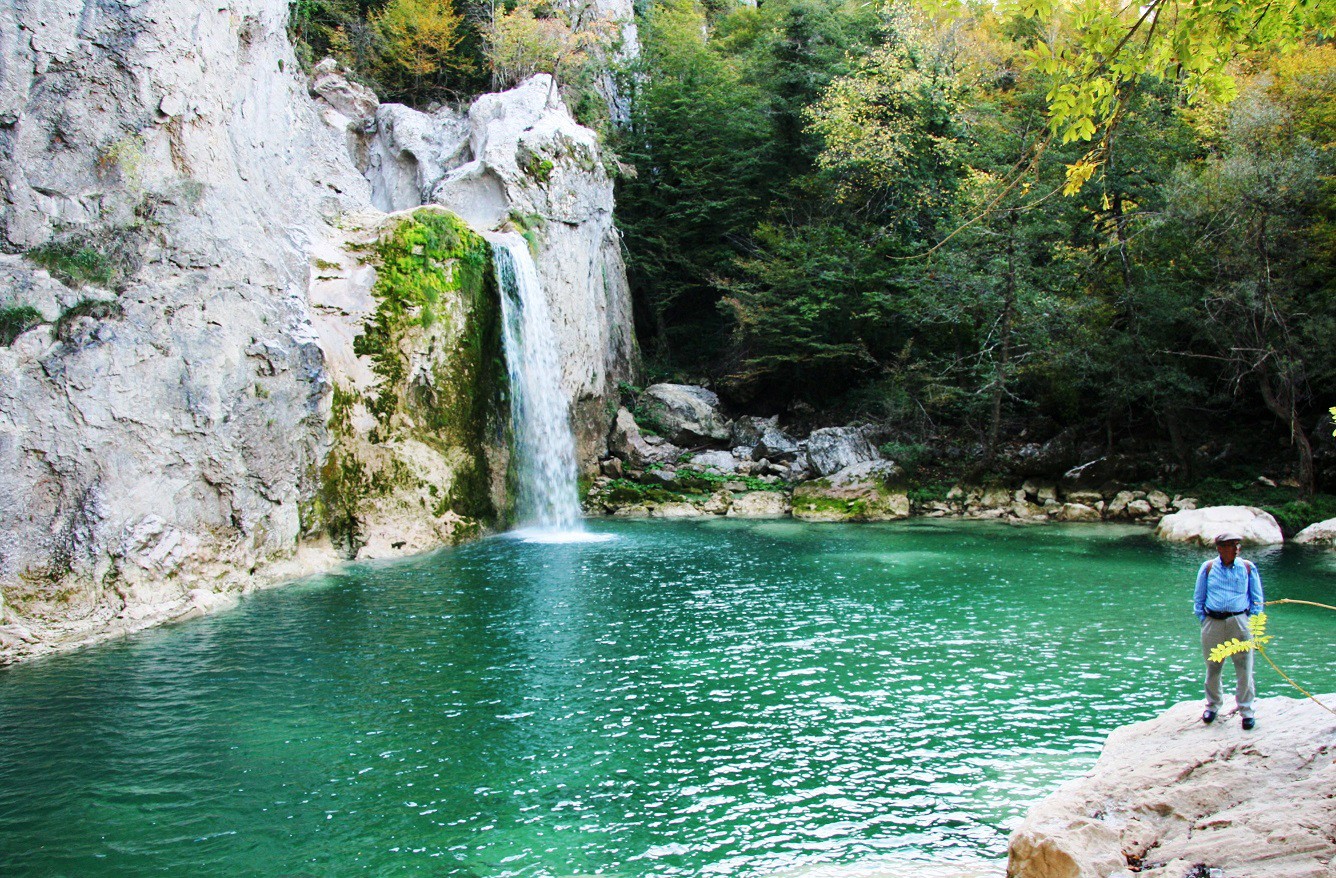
[3,520,1334,877]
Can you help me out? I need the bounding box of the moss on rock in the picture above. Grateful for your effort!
[316,209,511,557]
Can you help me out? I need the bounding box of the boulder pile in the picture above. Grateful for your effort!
[586,385,1202,523]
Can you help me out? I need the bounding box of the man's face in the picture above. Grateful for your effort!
[1217,540,1241,563]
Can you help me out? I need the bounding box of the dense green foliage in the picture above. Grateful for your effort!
[615,0,1336,492]
[287,0,1335,493]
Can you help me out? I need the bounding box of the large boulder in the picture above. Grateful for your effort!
[752,425,800,462]
[806,426,880,477]
[1293,517,1336,546]
[792,461,908,522]
[1155,506,1284,546]
[637,384,731,445]
[607,408,679,468]
[1007,695,1336,878]
[730,414,774,447]
[309,58,379,122]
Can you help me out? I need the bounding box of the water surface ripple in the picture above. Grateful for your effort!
[2,520,1333,877]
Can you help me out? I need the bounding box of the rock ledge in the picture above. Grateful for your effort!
[1008,694,1336,878]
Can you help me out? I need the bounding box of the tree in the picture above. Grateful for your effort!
[482,0,618,92]
[370,0,471,103]
[1001,0,1335,190]
[1162,46,1336,493]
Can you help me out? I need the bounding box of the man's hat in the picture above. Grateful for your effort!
[1214,531,1243,544]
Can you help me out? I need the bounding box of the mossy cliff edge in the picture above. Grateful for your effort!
[305,207,510,560]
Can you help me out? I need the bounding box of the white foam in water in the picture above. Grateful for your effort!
[487,232,587,534]
[504,528,617,545]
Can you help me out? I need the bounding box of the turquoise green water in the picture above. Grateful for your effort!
[2,519,1333,877]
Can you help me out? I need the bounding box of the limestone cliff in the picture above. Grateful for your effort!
[359,74,639,465]
[0,1,636,662]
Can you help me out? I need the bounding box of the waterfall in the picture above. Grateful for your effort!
[488,232,586,536]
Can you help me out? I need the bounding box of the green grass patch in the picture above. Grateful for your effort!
[905,481,952,505]
[27,241,116,288]
[0,305,43,345]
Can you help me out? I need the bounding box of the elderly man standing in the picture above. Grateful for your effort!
[1194,531,1265,730]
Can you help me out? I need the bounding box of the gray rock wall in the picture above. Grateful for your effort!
[0,0,375,658]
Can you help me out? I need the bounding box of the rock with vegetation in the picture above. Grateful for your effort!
[1155,506,1285,546]
[637,383,731,445]
[1007,695,1336,878]
[806,426,880,477]
[1292,518,1336,546]
[792,461,908,522]
[425,75,638,464]
[305,207,509,560]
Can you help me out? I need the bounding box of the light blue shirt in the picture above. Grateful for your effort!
[1193,557,1264,621]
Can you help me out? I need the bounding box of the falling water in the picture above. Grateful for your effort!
[488,232,585,535]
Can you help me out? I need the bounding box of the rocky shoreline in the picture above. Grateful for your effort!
[1007,694,1336,878]
[586,383,1203,526]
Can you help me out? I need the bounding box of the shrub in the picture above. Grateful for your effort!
[26,242,115,288]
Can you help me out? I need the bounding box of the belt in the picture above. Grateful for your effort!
[1205,609,1246,620]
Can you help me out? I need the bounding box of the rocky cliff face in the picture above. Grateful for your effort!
[358,73,638,465]
[0,1,636,662]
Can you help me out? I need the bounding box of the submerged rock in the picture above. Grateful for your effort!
[1008,695,1336,878]
[1155,506,1284,546]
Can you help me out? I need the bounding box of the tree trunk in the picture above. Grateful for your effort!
[985,213,1018,463]
[1257,368,1315,496]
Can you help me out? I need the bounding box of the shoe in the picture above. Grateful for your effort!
[1202,709,1217,724]
[1242,717,1256,731]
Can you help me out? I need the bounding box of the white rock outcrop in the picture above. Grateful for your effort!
[0,0,370,660]
[1007,695,1336,878]
[806,426,881,477]
[637,383,731,445]
[1292,518,1336,546]
[1155,506,1284,546]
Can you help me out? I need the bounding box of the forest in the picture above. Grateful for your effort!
[288,0,1336,501]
